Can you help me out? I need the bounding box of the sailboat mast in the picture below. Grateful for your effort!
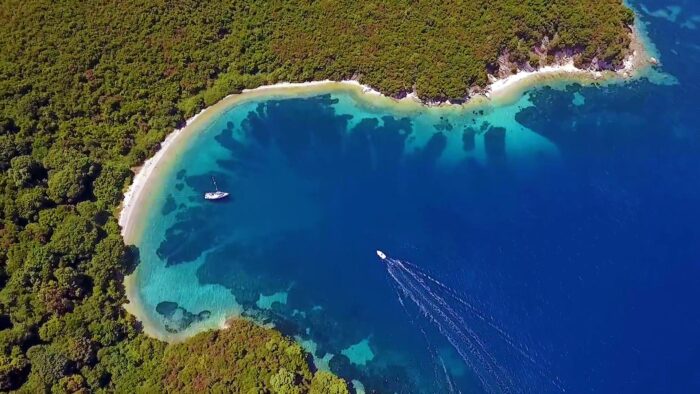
[212,176,219,191]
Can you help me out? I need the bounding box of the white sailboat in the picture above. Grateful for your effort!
[204,177,229,200]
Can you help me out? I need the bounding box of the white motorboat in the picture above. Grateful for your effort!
[376,250,387,260]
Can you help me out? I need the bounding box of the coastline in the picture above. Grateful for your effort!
[119,24,660,341]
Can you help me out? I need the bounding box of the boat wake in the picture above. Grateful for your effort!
[381,253,564,393]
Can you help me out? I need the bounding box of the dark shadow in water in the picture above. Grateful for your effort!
[484,126,506,161]
[416,131,448,165]
[463,126,477,151]
[433,116,455,132]
[161,194,177,215]
[155,301,211,333]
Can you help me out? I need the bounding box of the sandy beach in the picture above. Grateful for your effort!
[119,23,659,341]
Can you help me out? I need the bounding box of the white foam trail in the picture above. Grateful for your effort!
[439,355,458,394]
[383,256,565,393]
[398,260,542,367]
[393,284,457,394]
[397,260,566,392]
[390,265,509,392]
[387,260,512,393]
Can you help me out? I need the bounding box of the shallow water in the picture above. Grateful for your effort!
[129,1,700,392]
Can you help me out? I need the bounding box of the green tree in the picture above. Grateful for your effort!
[270,368,302,394]
[25,344,70,389]
[310,371,350,394]
[8,155,43,188]
[47,158,94,204]
[53,374,88,394]
[0,347,29,392]
[15,187,48,222]
[0,135,19,171]
[93,163,131,208]
[47,215,100,263]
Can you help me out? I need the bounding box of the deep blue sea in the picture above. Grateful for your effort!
[129,1,700,392]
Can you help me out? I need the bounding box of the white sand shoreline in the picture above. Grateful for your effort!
[119,109,210,242]
[119,23,660,341]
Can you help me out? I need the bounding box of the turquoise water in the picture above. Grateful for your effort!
[129,2,700,392]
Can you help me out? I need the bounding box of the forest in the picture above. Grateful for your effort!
[0,0,633,392]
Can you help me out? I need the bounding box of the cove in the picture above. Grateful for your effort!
[126,84,565,391]
[123,7,700,391]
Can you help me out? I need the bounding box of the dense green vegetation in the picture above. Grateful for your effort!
[0,0,634,392]
[98,320,348,394]
[156,320,348,394]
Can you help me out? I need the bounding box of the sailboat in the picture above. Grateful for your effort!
[204,176,229,200]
